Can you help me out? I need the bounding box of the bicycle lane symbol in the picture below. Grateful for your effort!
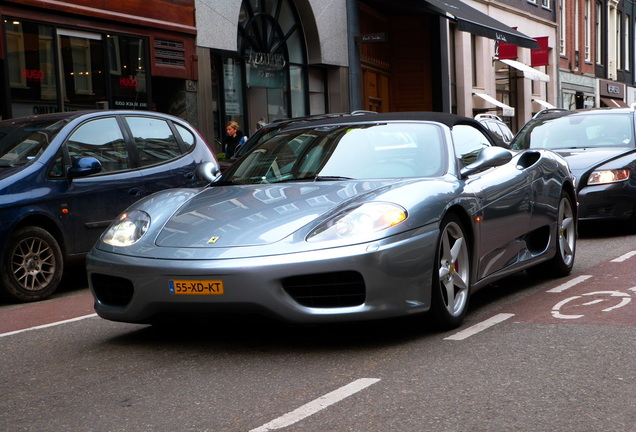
[551,287,636,320]
[500,251,636,326]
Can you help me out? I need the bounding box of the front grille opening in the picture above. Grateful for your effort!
[282,271,366,308]
[91,274,134,307]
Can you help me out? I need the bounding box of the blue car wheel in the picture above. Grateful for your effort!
[1,227,64,302]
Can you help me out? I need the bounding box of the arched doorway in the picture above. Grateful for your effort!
[237,0,308,133]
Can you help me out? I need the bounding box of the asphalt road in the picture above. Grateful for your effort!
[1,222,635,432]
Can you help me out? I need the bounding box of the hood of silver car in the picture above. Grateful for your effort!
[155,181,397,248]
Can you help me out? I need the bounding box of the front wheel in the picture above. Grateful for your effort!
[1,227,64,302]
[430,214,471,330]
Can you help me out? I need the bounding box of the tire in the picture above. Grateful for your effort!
[430,214,471,330]
[1,226,64,302]
[536,192,576,277]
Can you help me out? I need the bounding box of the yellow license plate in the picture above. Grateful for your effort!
[169,279,224,295]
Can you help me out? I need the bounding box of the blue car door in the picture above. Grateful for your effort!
[63,116,145,254]
[122,115,200,194]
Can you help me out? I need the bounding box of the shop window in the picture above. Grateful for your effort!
[58,30,106,111]
[4,19,58,117]
[108,35,150,110]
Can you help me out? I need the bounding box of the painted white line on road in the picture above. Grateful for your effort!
[546,275,592,293]
[444,313,514,341]
[611,251,636,263]
[249,378,381,432]
[0,313,97,338]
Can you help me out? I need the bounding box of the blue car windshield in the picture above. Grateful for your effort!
[512,113,635,150]
[221,122,448,184]
[0,119,67,167]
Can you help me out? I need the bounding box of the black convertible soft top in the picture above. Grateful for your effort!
[278,111,508,147]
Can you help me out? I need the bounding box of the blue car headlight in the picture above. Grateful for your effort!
[102,210,150,247]
[587,169,629,185]
[307,202,407,242]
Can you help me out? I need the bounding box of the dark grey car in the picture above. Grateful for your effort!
[512,106,636,232]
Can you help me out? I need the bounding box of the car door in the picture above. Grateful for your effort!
[122,115,201,194]
[452,124,532,279]
[63,116,145,254]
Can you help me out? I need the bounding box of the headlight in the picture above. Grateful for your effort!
[307,202,407,242]
[102,210,150,246]
[587,169,629,185]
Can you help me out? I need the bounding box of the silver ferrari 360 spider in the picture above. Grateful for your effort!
[87,112,577,329]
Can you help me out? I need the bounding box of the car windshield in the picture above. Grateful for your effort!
[0,118,67,167]
[512,113,635,150]
[220,122,448,184]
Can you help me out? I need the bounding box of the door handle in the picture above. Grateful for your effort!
[129,188,144,198]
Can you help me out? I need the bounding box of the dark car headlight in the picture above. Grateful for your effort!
[102,210,151,247]
[307,202,407,242]
[587,169,629,185]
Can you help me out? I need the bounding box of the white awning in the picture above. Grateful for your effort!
[532,99,556,109]
[500,59,550,82]
[473,93,515,117]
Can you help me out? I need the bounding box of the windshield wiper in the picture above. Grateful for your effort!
[315,175,353,181]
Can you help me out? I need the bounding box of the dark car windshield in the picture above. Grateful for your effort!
[0,119,67,167]
[512,113,635,151]
[221,122,448,184]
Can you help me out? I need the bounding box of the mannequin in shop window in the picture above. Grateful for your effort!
[223,121,247,158]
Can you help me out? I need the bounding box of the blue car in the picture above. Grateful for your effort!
[0,110,217,302]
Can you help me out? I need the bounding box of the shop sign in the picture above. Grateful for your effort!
[357,33,386,43]
[531,36,550,67]
[496,40,517,60]
[113,100,149,109]
[21,69,45,82]
[11,102,57,117]
[246,51,286,69]
[600,80,625,98]
[119,77,138,89]
[247,65,284,88]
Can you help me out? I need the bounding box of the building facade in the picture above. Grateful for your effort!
[6,0,633,149]
[1,0,200,126]
[559,0,597,110]
[595,0,636,107]
[194,0,350,151]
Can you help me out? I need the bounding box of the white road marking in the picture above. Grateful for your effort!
[611,251,636,262]
[249,378,381,432]
[443,313,514,341]
[546,275,592,293]
[0,313,97,338]
[551,290,633,319]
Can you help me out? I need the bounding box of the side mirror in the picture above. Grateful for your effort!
[196,161,222,183]
[68,157,102,177]
[460,146,512,178]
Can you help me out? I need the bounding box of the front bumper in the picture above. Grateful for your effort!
[87,227,437,324]
[577,182,636,221]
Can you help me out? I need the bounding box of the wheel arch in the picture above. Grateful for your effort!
[441,204,475,253]
[8,214,68,261]
[562,180,578,220]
